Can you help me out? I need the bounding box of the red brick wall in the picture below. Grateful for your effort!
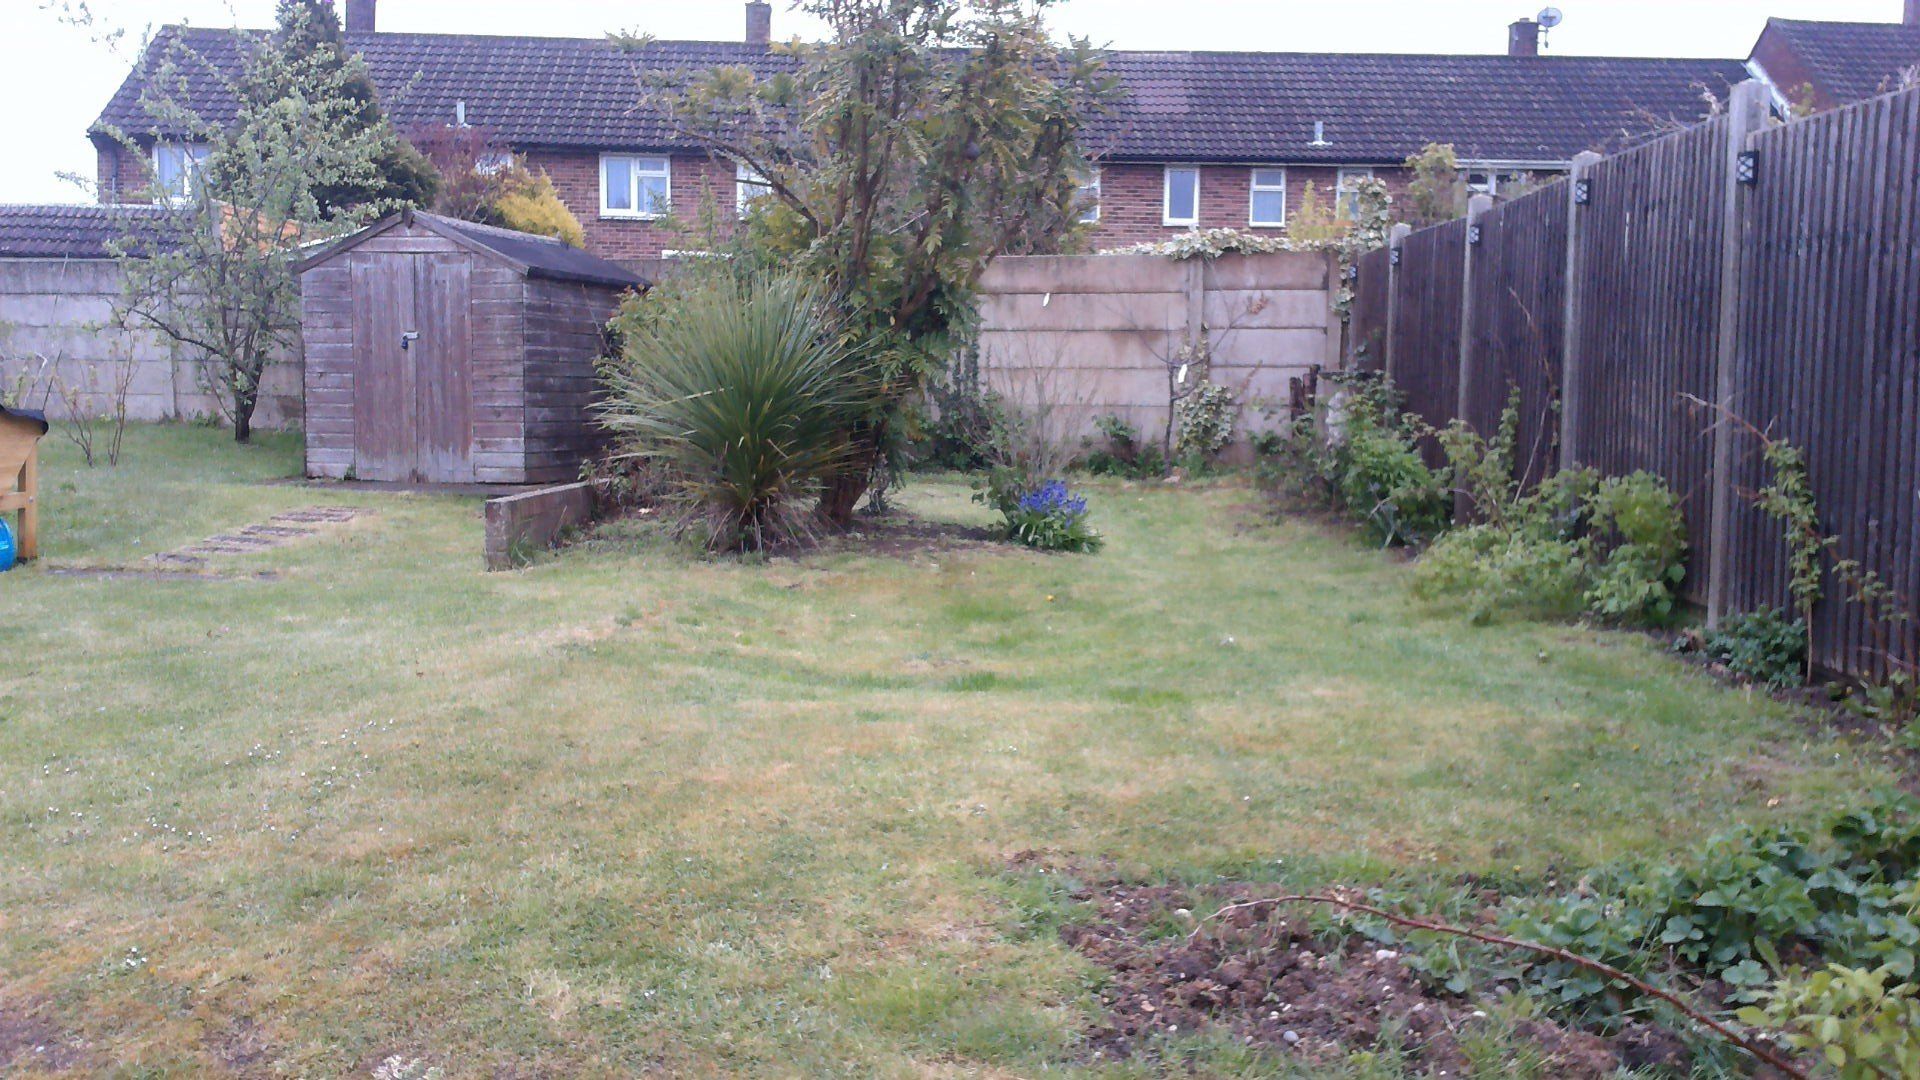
[527,150,741,265]
[1086,162,1411,249]
[96,141,151,205]
[1749,29,1834,111]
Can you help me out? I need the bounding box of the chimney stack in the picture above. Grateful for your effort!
[1907,0,1919,26]
[1508,18,1541,57]
[344,0,376,33]
[746,2,773,48]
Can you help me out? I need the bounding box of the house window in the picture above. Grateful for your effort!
[1074,165,1101,224]
[152,143,208,204]
[1335,167,1374,219]
[475,152,514,177]
[1249,168,1287,228]
[1466,169,1529,197]
[736,162,773,217]
[600,154,671,219]
[1164,165,1200,227]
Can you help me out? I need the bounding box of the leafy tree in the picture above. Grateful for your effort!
[1399,142,1466,228]
[410,124,585,248]
[105,5,424,442]
[649,0,1117,523]
[1285,180,1344,243]
[253,0,438,216]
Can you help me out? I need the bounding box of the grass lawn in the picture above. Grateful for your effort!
[0,424,1896,1076]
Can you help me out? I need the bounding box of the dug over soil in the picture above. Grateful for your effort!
[1049,870,1692,1076]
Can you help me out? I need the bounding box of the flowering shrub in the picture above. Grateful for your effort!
[1001,480,1103,553]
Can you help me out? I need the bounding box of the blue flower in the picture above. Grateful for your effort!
[1017,480,1089,518]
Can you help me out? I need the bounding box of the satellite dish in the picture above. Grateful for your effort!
[1537,6,1564,28]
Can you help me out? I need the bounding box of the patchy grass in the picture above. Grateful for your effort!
[0,425,1895,1076]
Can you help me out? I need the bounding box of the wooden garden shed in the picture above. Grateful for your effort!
[298,211,645,485]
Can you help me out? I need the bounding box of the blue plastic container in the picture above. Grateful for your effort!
[0,518,15,572]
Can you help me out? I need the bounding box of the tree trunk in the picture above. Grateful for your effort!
[233,389,258,445]
[818,468,869,528]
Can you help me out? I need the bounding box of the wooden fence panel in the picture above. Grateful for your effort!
[1348,246,1392,372]
[1463,183,1569,488]
[1566,116,1731,601]
[1389,217,1468,446]
[1725,87,1920,678]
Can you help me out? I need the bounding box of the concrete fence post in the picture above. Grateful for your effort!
[1383,223,1413,383]
[1456,194,1496,429]
[1558,150,1604,471]
[1455,194,1495,520]
[1706,79,1772,628]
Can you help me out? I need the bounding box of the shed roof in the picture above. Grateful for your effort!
[96,26,1748,167]
[300,211,647,289]
[0,405,51,436]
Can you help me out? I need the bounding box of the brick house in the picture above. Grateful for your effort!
[91,1,1747,266]
[1746,5,1920,113]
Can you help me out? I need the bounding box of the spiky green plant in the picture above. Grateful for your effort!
[598,274,867,552]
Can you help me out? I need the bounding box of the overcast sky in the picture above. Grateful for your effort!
[2,0,1906,203]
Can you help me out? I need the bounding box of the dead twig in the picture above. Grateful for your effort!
[1189,892,1807,1080]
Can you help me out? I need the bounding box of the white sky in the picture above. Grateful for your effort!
[2,0,1906,203]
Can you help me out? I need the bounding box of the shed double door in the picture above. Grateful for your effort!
[350,252,474,483]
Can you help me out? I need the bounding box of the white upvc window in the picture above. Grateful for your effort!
[600,154,671,219]
[475,152,514,177]
[1335,167,1375,219]
[1248,167,1288,227]
[1074,165,1101,224]
[735,162,773,218]
[152,142,208,204]
[1163,165,1200,227]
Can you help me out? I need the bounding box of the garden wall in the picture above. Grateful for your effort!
[0,258,302,429]
[976,251,1339,453]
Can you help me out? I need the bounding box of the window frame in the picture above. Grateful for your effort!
[1163,165,1201,227]
[1335,167,1375,219]
[1074,165,1102,224]
[1248,167,1288,228]
[735,161,773,218]
[599,153,672,220]
[151,142,208,205]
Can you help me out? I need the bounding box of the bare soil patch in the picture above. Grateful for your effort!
[0,999,86,1073]
[1038,864,1692,1076]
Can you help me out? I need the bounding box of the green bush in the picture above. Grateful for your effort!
[1413,467,1687,627]
[598,273,867,552]
[1583,472,1689,624]
[1323,377,1450,546]
[1742,958,1920,1078]
[1172,381,1236,465]
[1083,413,1166,479]
[1493,795,1920,1021]
[1001,480,1103,553]
[1703,609,1808,688]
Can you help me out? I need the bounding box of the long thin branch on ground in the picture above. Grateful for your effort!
[1189,892,1807,1080]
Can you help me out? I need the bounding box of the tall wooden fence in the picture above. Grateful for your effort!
[1462,185,1568,489]
[1350,81,1920,680]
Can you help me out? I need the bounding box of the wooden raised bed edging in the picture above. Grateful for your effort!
[483,480,607,571]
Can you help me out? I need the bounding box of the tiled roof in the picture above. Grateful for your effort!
[1094,51,1748,163]
[430,214,648,288]
[93,26,1749,166]
[299,211,649,289]
[0,204,176,259]
[1757,19,1920,106]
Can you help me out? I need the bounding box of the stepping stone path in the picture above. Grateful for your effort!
[149,506,369,567]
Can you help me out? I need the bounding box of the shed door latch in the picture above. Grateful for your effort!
[400,331,420,351]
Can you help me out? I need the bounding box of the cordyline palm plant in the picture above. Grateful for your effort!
[598,273,869,552]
